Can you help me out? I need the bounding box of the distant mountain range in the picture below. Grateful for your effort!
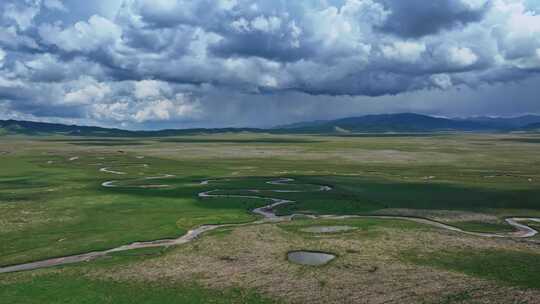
[275,113,540,133]
[1,113,540,137]
[455,115,540,129]
[0,119,262,137]
[522,122,540,131]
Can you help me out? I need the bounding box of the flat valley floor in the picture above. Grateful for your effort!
[1,133,540,303]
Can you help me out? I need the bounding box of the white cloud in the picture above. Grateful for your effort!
[217,0,237,11]
[431,74,453,89]
[489,0,540,67]
[448,47,478,67]
[0,25,39,49]
[0,75,24,88]
[133,94,200,122]
[44,0,67,11]
[90,102,129,121]
[39,15,122,52]
[251,16,282,33]
[231,16,282,33]
[0,48,6,68]
[231,18,250,32]
[134,80,170,99]
[3,1,40,30]
[461,0,489,10]
[64,79,111,105]
[381,41,426,63]
[288,21,302,48]
[134,100,173,122]
[307,0,388,54]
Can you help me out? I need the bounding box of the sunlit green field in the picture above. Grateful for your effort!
[1,133,540,303]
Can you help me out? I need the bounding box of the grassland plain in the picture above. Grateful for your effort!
[1,133,540,303]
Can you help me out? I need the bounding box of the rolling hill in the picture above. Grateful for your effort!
[1,113,540,137]
[0,120,262,137]
[522,122,540,132]
[276,113,540,133]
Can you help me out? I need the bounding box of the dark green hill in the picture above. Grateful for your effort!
[521,122,540,132]
[2,113,540,137]
[277,113,493,133]
[277,113,540,133]
[0,119,262,137]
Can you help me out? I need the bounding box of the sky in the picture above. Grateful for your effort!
[0,0,540,130]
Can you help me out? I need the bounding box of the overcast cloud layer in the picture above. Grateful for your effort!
[0,0,540,129]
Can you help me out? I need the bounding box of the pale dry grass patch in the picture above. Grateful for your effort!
[374,209,501,223]
[91,222,540,304]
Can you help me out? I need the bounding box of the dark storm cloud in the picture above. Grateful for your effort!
[0,0,540,128]
[210,29,312,62]
[377,0,489,38]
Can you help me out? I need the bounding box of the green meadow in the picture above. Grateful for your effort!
[1,133,540,303]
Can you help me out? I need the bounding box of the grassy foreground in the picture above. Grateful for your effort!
[0,274,273,304]
[403,249,540,289]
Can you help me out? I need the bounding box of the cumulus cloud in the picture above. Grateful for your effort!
[87,89,201,124]
[133,94,200,123]
[64,79,111,106]
[431,74,453,90]
[447,47,479,67]
[0,0,540,128]
[134,80,171,100]
[2,0,41,30]
[38,15,122,52]
[381,41,426,63]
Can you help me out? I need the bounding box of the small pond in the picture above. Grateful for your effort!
[287,251,336,266]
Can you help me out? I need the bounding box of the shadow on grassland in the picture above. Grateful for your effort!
[96,175,540,215]
[499,138,540,144]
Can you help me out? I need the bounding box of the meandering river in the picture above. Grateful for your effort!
[1,171,538,274]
